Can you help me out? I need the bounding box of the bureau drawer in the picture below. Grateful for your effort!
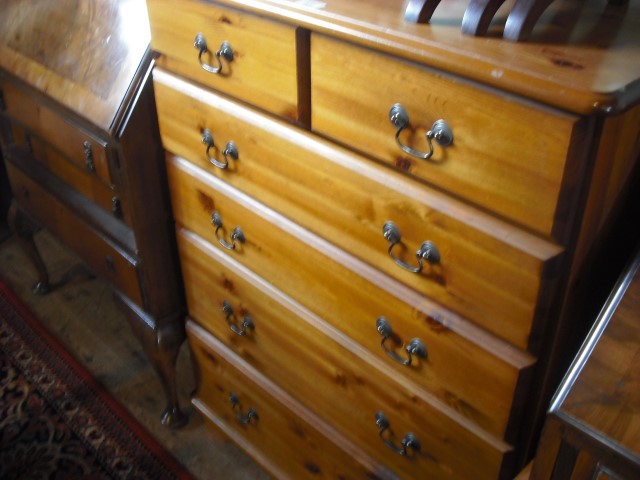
[311,34,585,237]
[6,158,142,305]
[147,0,301,121]
[1,80,115,187]
[187,321,394,480]
[168,155,536,437]
[188,292,513,479]
[156,72,562,350]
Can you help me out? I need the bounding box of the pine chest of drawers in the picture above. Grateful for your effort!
[146,0,640,477]
[0,0,187,427]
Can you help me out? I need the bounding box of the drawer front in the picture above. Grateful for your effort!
[147,0,300,121]
[168,155,535,438]
[188,278,509,479]
[155,74,562,350]
[311,34,582,237]
[187,321,394,480]
[1,81,114,187]
[6,161,142,305]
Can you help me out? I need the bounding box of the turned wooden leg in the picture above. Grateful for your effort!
[118,293,188,429]
[7,200,50,294]
[404,0,442,23]
[461,0,509,36]
[504,0,555,41]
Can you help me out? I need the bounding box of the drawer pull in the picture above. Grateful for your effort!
[202,129,238,169]
[383,221,440,273]
[389,103,453,161]
[375,412,421,457]
[83,141,96,172]
[194,33,234,74]
[222,300,255,336]
[376,317,427,366]
[229,393,259,424]
[211,212,245,250]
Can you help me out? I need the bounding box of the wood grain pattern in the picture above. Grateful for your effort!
[147,0,300,121]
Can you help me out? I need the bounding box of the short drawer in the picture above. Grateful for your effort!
[167,155,536,437]
[156,75,562,350]
[188,298,513,480]
[6,159,142,305]
[147,0,301,121]
[311,34,585,237]
[1,80,115,187]
[187,321,393,480]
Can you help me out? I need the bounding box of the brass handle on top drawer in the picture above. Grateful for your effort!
[211,212,245,250]
[194,33,234,74]
[376,317,427,366]
[222,300,255,336]
[375,412,421,457]
[383,221,440,273]
[229,393,259,425]
[389,103,453,161]
[202,129,239,169]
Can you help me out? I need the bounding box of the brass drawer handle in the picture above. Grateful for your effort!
[202,129,238,169]
[222,300,255,336]
[83,141,96,172]
[211,212,245,250]
[375,412,421,457]
[229,393,259,425]
[194,33,234,74]
[389,103,453,161]
[382,221,440,274]
[376,317,427,366]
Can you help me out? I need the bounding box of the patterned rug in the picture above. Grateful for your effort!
[0,280,193,480]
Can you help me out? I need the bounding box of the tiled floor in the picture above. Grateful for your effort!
[0,228,270,480]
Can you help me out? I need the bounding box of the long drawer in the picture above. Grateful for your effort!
[168,154,535,438]
[5,155,142,305]
[311,34,586,237]
[147,0,301,121]
[187,320,396,480]
[155,69,563,350]
[188,316,513,479]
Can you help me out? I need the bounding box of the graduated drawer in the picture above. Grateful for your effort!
[5,154,142,305]
[188,319,513,480]
[9,125,131,226]
[147,0,301,121]
[1,79,115,187]
[187,321,394,480]
[155,69,561,350]
[167,155,536,438]
[311,34,584,237]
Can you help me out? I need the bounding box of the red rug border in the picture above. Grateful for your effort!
[0,279,194,480]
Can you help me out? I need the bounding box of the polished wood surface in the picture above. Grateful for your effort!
[207,0,640,114]
[0,0,151,133]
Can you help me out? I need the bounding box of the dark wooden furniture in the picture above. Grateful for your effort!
[0,0,186,427]
[530,246,640,479]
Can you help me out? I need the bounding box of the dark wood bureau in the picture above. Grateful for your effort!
[0,0,187,427]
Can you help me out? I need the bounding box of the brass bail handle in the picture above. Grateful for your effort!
[229,393,259,425]
[389,103,453,161]
[202,129,239,169]
[211,212,245,250]
[222,300,255,336]
[376,317,427,366]
[375,411,422,457]
[194,33,234,74]
[382,221,440,274]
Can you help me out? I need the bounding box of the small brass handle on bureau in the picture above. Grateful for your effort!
[194,33,234,74]
[222,300,255,336]
[201,129,239,169]
[375,412,421,457]
[376,317,427,366]
[389,103,453,161]
[211,212,245,250]
[83,141,95,172]
[383,221,440,274]
[229,393,259,424]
